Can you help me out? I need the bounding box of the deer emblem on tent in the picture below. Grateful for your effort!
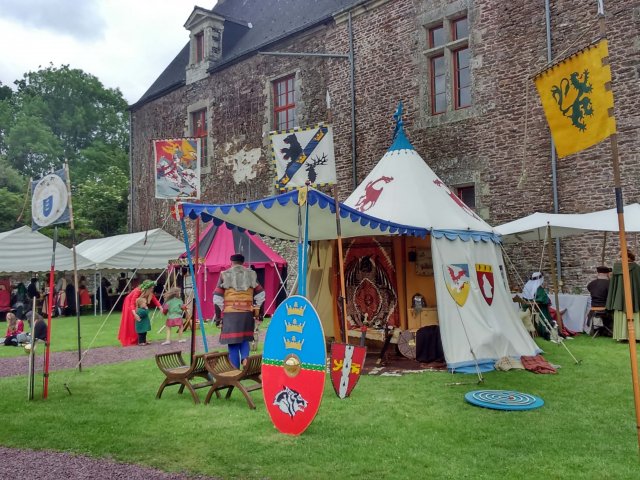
[354,176,394,212]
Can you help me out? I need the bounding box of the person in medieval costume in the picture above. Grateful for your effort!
[606,251,640,341]
[118,280,162,346]
[522,272,554,340]
[213,254,265,368]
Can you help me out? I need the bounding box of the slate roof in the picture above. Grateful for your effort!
[130,0,365,109]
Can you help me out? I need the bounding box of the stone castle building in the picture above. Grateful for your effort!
[129,0,640,293]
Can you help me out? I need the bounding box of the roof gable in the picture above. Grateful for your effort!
[131,0,364,108]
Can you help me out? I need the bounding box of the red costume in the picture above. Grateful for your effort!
[117,287,161,346]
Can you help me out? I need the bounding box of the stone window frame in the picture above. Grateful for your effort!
[416,1,477,128]
[424,14,470,115]
[266,70,301,132]
[273,74,296,131]
[186,100,212,174]
[194,31,205,63]
[454,183,476,209]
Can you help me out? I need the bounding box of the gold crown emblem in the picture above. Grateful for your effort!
[285,318,305,333]
[283,335,304,350]
[286,301,307,317]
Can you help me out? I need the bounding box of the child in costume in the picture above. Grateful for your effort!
[135,297,151,345]
[161,287,186,345]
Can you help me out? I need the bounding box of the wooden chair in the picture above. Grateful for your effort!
[155,351,213,404]
[587,306,611,338]
[202,352,263,409]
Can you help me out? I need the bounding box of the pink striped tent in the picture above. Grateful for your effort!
[183,223,287,318]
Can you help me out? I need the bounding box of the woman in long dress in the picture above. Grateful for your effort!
[118,280,161,346]
[606,251,640,341]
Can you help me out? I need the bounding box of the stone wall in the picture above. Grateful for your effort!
[130,0,640,293]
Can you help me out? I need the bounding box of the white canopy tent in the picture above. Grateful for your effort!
[76,229,184,271]
[0,226,93,274]
[495,203,640,243]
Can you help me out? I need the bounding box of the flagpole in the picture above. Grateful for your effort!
[546,225,564,333]
[191,218,200,361]
[598,2,640,451]
[43,227,57,399]
[64,161,82,372]
[179,211,208,353]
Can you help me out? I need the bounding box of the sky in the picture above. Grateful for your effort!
[0,0,216,104]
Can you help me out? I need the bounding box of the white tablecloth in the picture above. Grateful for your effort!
[550,294,591,333]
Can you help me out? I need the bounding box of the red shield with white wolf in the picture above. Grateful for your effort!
[330,342,367,399]
[476,264,495,306]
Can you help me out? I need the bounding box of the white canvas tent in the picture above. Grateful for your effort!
[342,120,540,370]
[495,203,640,243]
[0,226,93,274]
[76,229,184,271]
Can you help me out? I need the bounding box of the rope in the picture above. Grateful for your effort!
[62,214,174,391]
[500,244,580,364]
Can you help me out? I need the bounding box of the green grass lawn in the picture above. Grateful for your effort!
[1,334,639,479]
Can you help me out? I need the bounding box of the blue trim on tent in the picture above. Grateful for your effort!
[181,189,500,243]
[447,349,543,373]
[432,229,501,244]
[182,189,429,239]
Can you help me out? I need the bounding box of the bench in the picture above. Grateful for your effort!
[202,352,263,409]
[155,350,213,404]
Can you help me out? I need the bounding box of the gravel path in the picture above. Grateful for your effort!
[0,331,265,378]
[0,446,219,479]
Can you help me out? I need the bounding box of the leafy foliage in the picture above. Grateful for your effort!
[76,166,129,235]
[0,65,130,237]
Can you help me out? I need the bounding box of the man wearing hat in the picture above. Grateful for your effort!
[213,253,265,368]
[587,266,612,308]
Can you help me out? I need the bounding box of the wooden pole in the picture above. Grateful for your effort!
[333,185,349,343]
[546,226,564,333]
[64,162,82,372]
[598,4,640,451]
[43,228,57,399]
[601,231,608,266]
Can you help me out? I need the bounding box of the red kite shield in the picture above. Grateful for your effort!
[476,264,495,306]
[330,342,367,399]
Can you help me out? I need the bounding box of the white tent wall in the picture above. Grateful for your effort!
[431,236,541,369]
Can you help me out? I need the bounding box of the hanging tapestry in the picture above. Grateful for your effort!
[343,237,398,328]
[154,138,201,199]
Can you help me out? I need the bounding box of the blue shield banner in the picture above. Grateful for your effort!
[31,168,70,231]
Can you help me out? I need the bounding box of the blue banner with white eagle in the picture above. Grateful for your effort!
[270,124,336,191]
[31,168,70,231]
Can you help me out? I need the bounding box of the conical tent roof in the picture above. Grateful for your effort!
[186,223,286,272]
[345,116,495,235]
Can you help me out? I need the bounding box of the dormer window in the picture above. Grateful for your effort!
[195,32,204,63]
[184,6,226,85]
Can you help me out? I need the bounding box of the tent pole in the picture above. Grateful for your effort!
[333,185,349,343]
[601,231,607,266]
[191,218,200,361]
[42,227,57,399]
[180,216,208,355]
[64,161,82,372]
[599,6,640,451]
[546,226,564,333]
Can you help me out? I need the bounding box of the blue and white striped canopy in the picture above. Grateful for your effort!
[181,188,428,241]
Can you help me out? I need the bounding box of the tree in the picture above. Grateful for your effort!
[0,156,27,231]
[0,65,130,237]
[75,166,129,235]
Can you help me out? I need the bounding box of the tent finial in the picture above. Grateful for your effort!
[392,101,404,140]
